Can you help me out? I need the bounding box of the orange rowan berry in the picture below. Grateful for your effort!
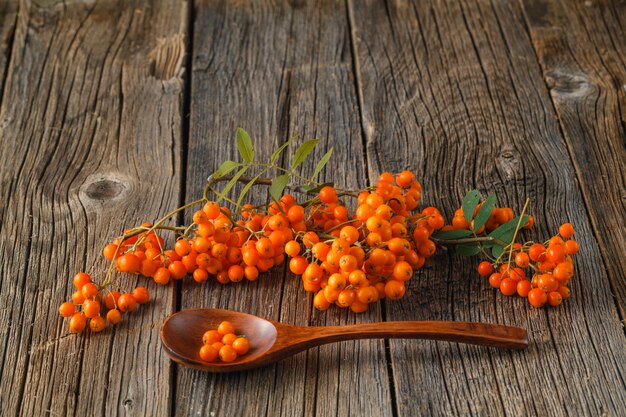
[199,344,219,362]
[203,202,221,219]
[350,300,369,313]
[168,261,187,280]
[104,291,120,310]
[289,256,308,275]
[73,272,92,289]
[106,309,122,325]
[546,245,566,264]
[557,285,570,299]
[232,337,250,355]
[477,261,493,277]
[244,266,259,281]
[89,316,105,333]
[287,205,305,223]
[384,280,406,300]
[132,287,150,304]
[83,299,101,318]
[219,345,238,363]
[548,291,563,307]
[340,226,359,245]
[314,291,331,310]
[58,302,76,317]
[117,293,137,313]
[517,280,532,297]
[396,170,414,187]
[116,253,141,273]
[203,330,222,345]
[174,240,192,257]
[81,283,98,299]
[153,267,171,285]
[393,261,413,281]
[356,286,378,304]
[69,313,87,333]
[528,288,547,308]
[222,333,237,346]
[336,289,356,307]
[499,278,517,296]
[192,210,208,224]
[319,186,338,204]
[103,244,118,260]
[489,273,502,288]
[559,223,575,238]
[417,240,436,257]
[228,265,245,282]
[514,252,530,268]
[285,240,301,257]
[565,240,579,255]
[218,321,235,336]
[72,290,86,305]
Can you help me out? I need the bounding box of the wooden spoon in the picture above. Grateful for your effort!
[161,308,528,372]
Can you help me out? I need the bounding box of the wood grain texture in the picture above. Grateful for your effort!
[175,1,393,417]
[348,0,626,416]
[0,0,16,97]
[0,0,187,416]
[520,0,626,318]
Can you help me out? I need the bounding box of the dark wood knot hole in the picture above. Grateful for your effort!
[85,178,126,200]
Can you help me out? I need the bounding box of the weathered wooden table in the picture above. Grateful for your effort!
[1,0,625,416]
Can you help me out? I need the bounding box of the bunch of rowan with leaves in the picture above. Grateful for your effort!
[58,128,579,333]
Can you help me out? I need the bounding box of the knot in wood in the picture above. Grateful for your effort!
[545,70,594,99]
[80,173,130,203]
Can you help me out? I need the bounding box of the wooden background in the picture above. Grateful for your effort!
[1,0,625,416]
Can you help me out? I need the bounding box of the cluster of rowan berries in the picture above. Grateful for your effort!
[102,201,278,286]
[287,171,442,312]
[58,272,149,333]
[476,223,578,307]
[199,321,250,363]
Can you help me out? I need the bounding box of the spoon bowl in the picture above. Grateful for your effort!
[161,308,528,372]
[161,309,278,371]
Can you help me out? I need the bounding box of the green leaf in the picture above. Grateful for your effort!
[311,148,333,180]
[212,160,240,179]
[291,139,319,169]
[236,173,263,209]
[487,215,529,244]
[492,244,505,258]
[236,128,254,163]
[432,229,473,240]
[270,139,293,164]
[473,193,497,231]
[461,190,482,223]
[456,243,482,256]
[216,165,249,203]
[269,174,290,202]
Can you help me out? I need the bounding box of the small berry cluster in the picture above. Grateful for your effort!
[199,321,250,363]
[58,272,149,333]
[478,223,579,307]
[102,201,285,286]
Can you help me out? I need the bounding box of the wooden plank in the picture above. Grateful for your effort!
[520,0,626,318]
[0,0,17,96]
[0,1,188,416]
[348,0,626,416]
[175,1,393,416]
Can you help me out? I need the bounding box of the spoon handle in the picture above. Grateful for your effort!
[293,321,528,350]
